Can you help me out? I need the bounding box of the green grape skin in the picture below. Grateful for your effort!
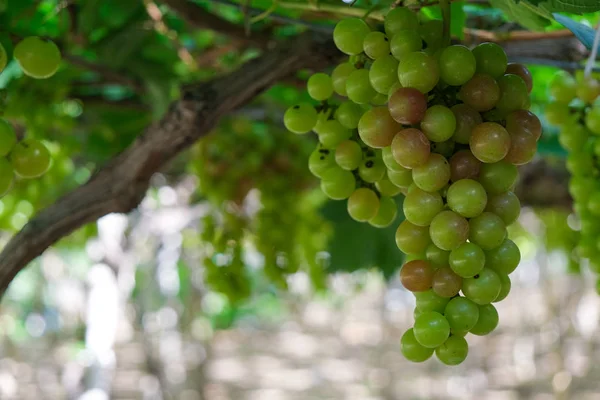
[0,158,14,197]
[391,128,430,169]
[470,122,511,163]
[313,110,333,135]
[346,69,377,104]
[413,311,451,348]
[320,167,356,200]
[333,18,371,55]
[431,139,455,158]
[426,243,450,268]
[506,63,533,93]
[403,187,444,226]
[307,73,334,101]
[398,52,440,94]
[359,156,386,183]
[369,55,400,94]
[444,296,480,332]
[415,289,450,313]
[468,212,506,250]
[358,106,401,148]
[469,304,499,335]
[347,188,380,222]
[485,191,520,225]
[446,179,487,218]
[566,153,594,176]
[585,107,600,135]
[283,104,318,134]
[545,102,573,127]
[459,74,500,112]
[319,120,352,148]
[449,242,485,278]
[10,139,51,178]
[388,87,427,125]
[363,31,390,60]
[462,268,502,305]
[478,161,518,195]
[335,140,363,171]
[589,192,600,216]
[496,74,529,112]
[451,104,482,144]
[387,168,413,189]
[369,196,397,228]
[471,42,507,78]
[396,220,431,255]
[382,146,405,172]
[449,150,481,182]
[549,71,577,104]
[332,63,356,96]
[439,45,476,86]
[384,7,419,37]
[576,77,600,104]
[0,119,17,156]
[14,36,62,79]
[335,101,364,130]
[401,328,434,363]
[390,30,422,61]
[376,176,403,196]
[421,105,456,143]
[429,210,470,251]
[419,19,443,51]
[412,153,451,192]
[308,146,336,178]
[494,273,511,302]
[435,335,469,366]
[371,92,388,106]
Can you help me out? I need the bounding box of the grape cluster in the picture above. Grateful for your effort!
[283,7,541,365]
[547,71,600,288]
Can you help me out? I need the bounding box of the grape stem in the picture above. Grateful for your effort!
[584,22,600,79]
[439,0,451,47]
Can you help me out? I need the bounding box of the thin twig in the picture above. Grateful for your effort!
[585,23,600,78]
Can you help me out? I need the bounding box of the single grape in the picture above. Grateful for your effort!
[411,153,451,192]
[307,73,333,101]
[313,110,333,135]
[459,74,500,112]
[470,122,511,163]
[493,273,511,302]
[559,123,588,152]
[449,150,481,182]
[0,119,17,156]
[387,167,413,188]
[444,296,480,332]
[505,127,537,165]
[401,328,434,362]
[390,30,422,61]
[368,55,399,94]
[469,304,498,335]
[396,220,431,255]
[363,31,390,60]
[462,268,502,305]
[549,71,577,103]
[439,45,476,86]
[14,36,62,79]
[358,106,401,148]
[426,243,450,268]
[449,242,485,278]
[391,128,430,168]
[320,167,356,200]
[384,7,419,37]
[429,210,469,251]
[468,212,506,250]
[431,139,455,158]
[335,140,363,170]
[332,63,356,96]
[333,18,371,55]
[382,146,405,172]
[10,139,51,178]
[400,259,435,292]
[586,106,600,135]
[369,196,397,228]
[319,119,352,148]
[398,52,440,94]
[496,74,528,112]
[506,63,532,93]
[347,188,380,222]
[308,146,336,177]
[419,19,443,51]
[576,77,600,104]
[346,69,377,104]
[471,42,507,78]
[446,179,487,218]
[283,103,318,134]
[478,161,518,195]
[545,102,573,126]
[435,335,469,365]
[403,187,444,226]
[432,267,463,298]
[415,289,450,313]
[413,311,450,348]
[388,87,427,125]
[421,105,456,143]
[375,176,403,197]
[359,156,386,183]
[485,191,520,225]
[451,104,482,144]
[335,101,364,130]
[0,158,14,197]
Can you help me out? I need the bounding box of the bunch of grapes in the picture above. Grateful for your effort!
[284,7,541,365]
[547,71,600,287]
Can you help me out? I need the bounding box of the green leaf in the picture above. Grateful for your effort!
[530,0,600,14]
[489,0,551,31]
[421,1,467,40]
[553,13,599,51]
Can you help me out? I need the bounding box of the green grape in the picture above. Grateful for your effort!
[559,125,588,152]
[375,176,403,196]
[496,74,528,112]
[333,18,371,55]
[444,296,480,332]
[369,196,397,228]
[369,55,399,94]
[419,19,443,51]
[307,73,333,101]
[284,104,318,134]
[505,109,542,141]
[468,212,506,250]
[0,158,14,196]
[14,36,62,79]
[576,77,600,104]
[415,289,450,313]
[319,120,352,148]
[388,87,427,125]
[588,193,600,216]
[400,259,435,292]
[396,220,431,254]
[387,167,413,188]
[346,69,377,104]
[478,161,517,195]
[403,187,444,226]
[308,146,336,178]
[462,268,502,305]
[446,179,487,218]
[335,140,363,170]
[371,92,388,105]
[363,31,390,60]
[320,167,356,200]
[421,105,456,143]
[549,71,577,104]
[390,30,422,61]
[0,119,17,156]
[431,139,455,158]
[384,7,419,37]
[413,311,450,348]
[469,304,499,335]
[585,106,600,135]
[0,42,6,73]
[398,52,440,93]
[471,42,507,78]
[382,146,405,172]
[451,104,482,144]
[426,243,450,268]
[347,188,380,222]
[332,62,356,96]
[449,150,481,182]
[449,242,485,278]
[506,63,533,93]
[432,267,462,298]
[459,74,500,112]
[566,153,594,176]
[439,45,476,86]
[429,210,469,251]
[435,335,469,365]
[335,101,364,130]
[358,106,401,148]
[10,139,51,178]
[412,153,451,192]
[401,328,434,362]
[313,110,333,135]
[470,122,511,163]
[545,102,573,126]
[359,156,386,183]
[494,273,511,302]
[505,129,537,165]
[485,191,520,225]
[391,128,430,168]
